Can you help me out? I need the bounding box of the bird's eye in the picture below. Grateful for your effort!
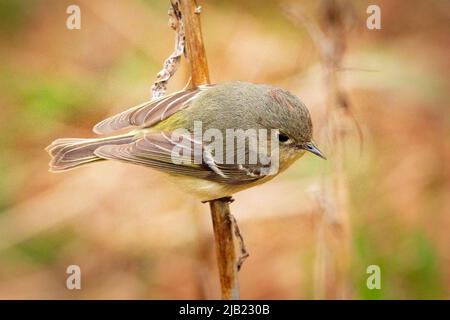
[278,133,290,143]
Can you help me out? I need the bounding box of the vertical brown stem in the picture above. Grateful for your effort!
[178,0,210,86]
[209,199,240,300]
[316,0,352,299]
[176,0,240,300]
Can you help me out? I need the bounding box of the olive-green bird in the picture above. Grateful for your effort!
[47,81,325,201]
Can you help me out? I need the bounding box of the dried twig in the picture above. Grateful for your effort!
[174,0,243,300]
[283,0,354,299]
[151,1,185,99]
[178,0,210,85]
[208,198,240,299]
[316,0,353,299]
[230,214,250,271]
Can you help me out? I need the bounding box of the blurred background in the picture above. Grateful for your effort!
[0,0,448,299]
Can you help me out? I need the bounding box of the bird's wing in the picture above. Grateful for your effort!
[93,84,215,134]
[94,131,272,185]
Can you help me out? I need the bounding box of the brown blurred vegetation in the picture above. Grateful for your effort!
[0,0,448,299]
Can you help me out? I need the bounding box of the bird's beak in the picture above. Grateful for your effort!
[304,142,327,160]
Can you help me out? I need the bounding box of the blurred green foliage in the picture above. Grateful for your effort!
[350,148,445,299]
[1,228,76,266]
[0,0,35,39]
[354,227,444,299]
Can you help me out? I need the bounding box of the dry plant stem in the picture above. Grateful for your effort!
[317,0,352,299]
[209,198,240,300]
[230,214,250,271]
[151,1,185,99]
[178,0,210,85]
[176,0,243,300]
[282,0,352,299]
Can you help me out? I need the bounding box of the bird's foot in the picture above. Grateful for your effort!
[202,196,235,204]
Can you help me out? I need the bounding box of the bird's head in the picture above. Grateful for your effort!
[265,87,326,160]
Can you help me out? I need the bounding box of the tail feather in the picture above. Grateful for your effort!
[46,135,133,172]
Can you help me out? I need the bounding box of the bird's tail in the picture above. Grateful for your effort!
[46,134,134,172]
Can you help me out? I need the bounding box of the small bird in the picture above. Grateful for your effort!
[47,81,325,201]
